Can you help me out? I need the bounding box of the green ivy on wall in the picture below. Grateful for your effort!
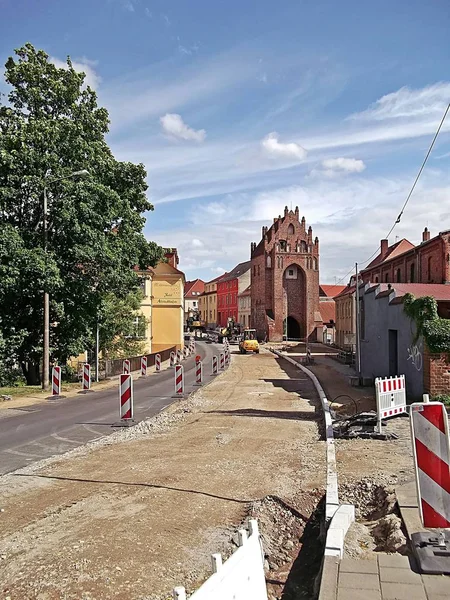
[403,293,450,353]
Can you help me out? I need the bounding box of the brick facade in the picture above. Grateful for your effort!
[250,206,322,342]
[423,348,450,397]
[361,228,450,285]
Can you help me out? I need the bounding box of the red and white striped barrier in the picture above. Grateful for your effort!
[82,363,91,391]
[220,352,225,370]
[170,351,176,368]
[212,355,218,375]
[119,373,134,422]
[123,359,131,374]
[194,359,203,386]
[184,346,189,359]
[155,353,161,373]
[177,349,182,364]
[375,375,406,432]
[174,364,184,396]
[52,366,62,396]
[141,356,147,377]
[410,401,450,528]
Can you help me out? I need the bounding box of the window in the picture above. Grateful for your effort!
[374,276,379,283]
[300,241,307,253]
[288,224,294,235]
[128,315,146,339]
[193,301,197,307]
[289,269,294,276]
[410,263,415,283]
[385,273,389,283]
[139,278,147,296]
[280,240,287,251]
[396,268,401,283]
[267,255,272,268]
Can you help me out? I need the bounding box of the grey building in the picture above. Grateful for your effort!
[360,283,450,401]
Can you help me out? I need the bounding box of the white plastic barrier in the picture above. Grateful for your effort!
[173,520,267,600]
[375,374,407,433]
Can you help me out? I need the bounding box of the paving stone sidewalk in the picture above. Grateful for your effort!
[338,554,449,600]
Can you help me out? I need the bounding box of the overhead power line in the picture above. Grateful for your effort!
[337,101,450,285]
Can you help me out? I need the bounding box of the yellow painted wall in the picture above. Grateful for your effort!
[151,269,184,351]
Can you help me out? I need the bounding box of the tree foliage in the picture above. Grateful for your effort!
[0,44,163,383]
[403,293,450,354]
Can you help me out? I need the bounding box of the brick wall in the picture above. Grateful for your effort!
[423,348,450,397]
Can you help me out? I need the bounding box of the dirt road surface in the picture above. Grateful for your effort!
[0,349,325,600]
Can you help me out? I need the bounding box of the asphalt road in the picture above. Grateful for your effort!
[0,341,225,476]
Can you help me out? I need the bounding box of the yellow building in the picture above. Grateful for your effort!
[136,248,185,353]
[199,272,226,328]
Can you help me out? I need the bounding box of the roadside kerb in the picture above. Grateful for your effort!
[271,349,355,600]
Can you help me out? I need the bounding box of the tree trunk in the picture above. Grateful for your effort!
[21,360,41,385]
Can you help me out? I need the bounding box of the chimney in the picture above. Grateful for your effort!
[422,227,430,242]
[164,248,179,268]
[380,239,389,259]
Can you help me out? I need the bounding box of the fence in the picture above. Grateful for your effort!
[173,519,267,600]
[78,346,176,381]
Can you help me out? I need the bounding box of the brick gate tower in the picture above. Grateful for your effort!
[250,206,322,342]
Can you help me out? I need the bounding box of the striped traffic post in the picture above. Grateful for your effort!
[141,356,147,377]
[177,349,182,364]
[155,353,161,373]
[173,364,184,397]
[114,373,135,427]
[194,359,203,386]
[52,366,62,396]
[183,346,189,359]
[212,355,218,375]
[220,352,225,370]
[82,363,91,391]
[170,351,176,368]
[123,359,130,374]
[410,402,450,527]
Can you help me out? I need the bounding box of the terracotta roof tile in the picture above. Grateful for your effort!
[320,284,346,297]
[320,301,336,324]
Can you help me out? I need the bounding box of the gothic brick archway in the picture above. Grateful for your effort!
[282,263,306,340]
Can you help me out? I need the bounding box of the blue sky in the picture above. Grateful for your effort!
[2,0,450,283]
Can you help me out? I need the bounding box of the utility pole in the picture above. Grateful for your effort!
[95,317,100,383]
[43,188,50,391]
[355,262,361,380]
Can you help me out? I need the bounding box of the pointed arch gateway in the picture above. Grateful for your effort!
[282,263,306,340]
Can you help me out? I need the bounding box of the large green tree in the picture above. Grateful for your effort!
[0,43,163,383]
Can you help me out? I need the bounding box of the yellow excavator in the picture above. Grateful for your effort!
[239,328,259,354]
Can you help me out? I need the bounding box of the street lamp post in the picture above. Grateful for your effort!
[42,169,89,391]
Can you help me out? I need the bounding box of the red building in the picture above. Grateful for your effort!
[217,261,251,327]
[361,228,450,284]
[251,206,322,341]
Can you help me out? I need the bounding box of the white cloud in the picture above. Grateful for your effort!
[122,1,135,12]
[211,267,226,274]
[261,132,307,161]
[50,56,101,90]
[350,83,450,122]
[160,113,206,142]
[192,238,204,247]
[322,157,366,173]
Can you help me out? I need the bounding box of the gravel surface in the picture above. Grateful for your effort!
[0,348,325,600]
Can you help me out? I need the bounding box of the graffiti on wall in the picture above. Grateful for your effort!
[407,344,422,371]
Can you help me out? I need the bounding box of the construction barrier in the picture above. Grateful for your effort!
[195,360,203,386]
[183,346,189,359]
[375,374,407,432]
[123,359,131,374]
[119,374,134,422]
[141,355,147,377]
[177,349,182,364]
[173,520,267,600]
[52,366,62,396]
[220,352,225,370]
[410,401,450,528]
[174,364,184,396]
[82,363,91,391]
[212,356,218,375]
[170,351,176,368]
[155,353,161,373]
